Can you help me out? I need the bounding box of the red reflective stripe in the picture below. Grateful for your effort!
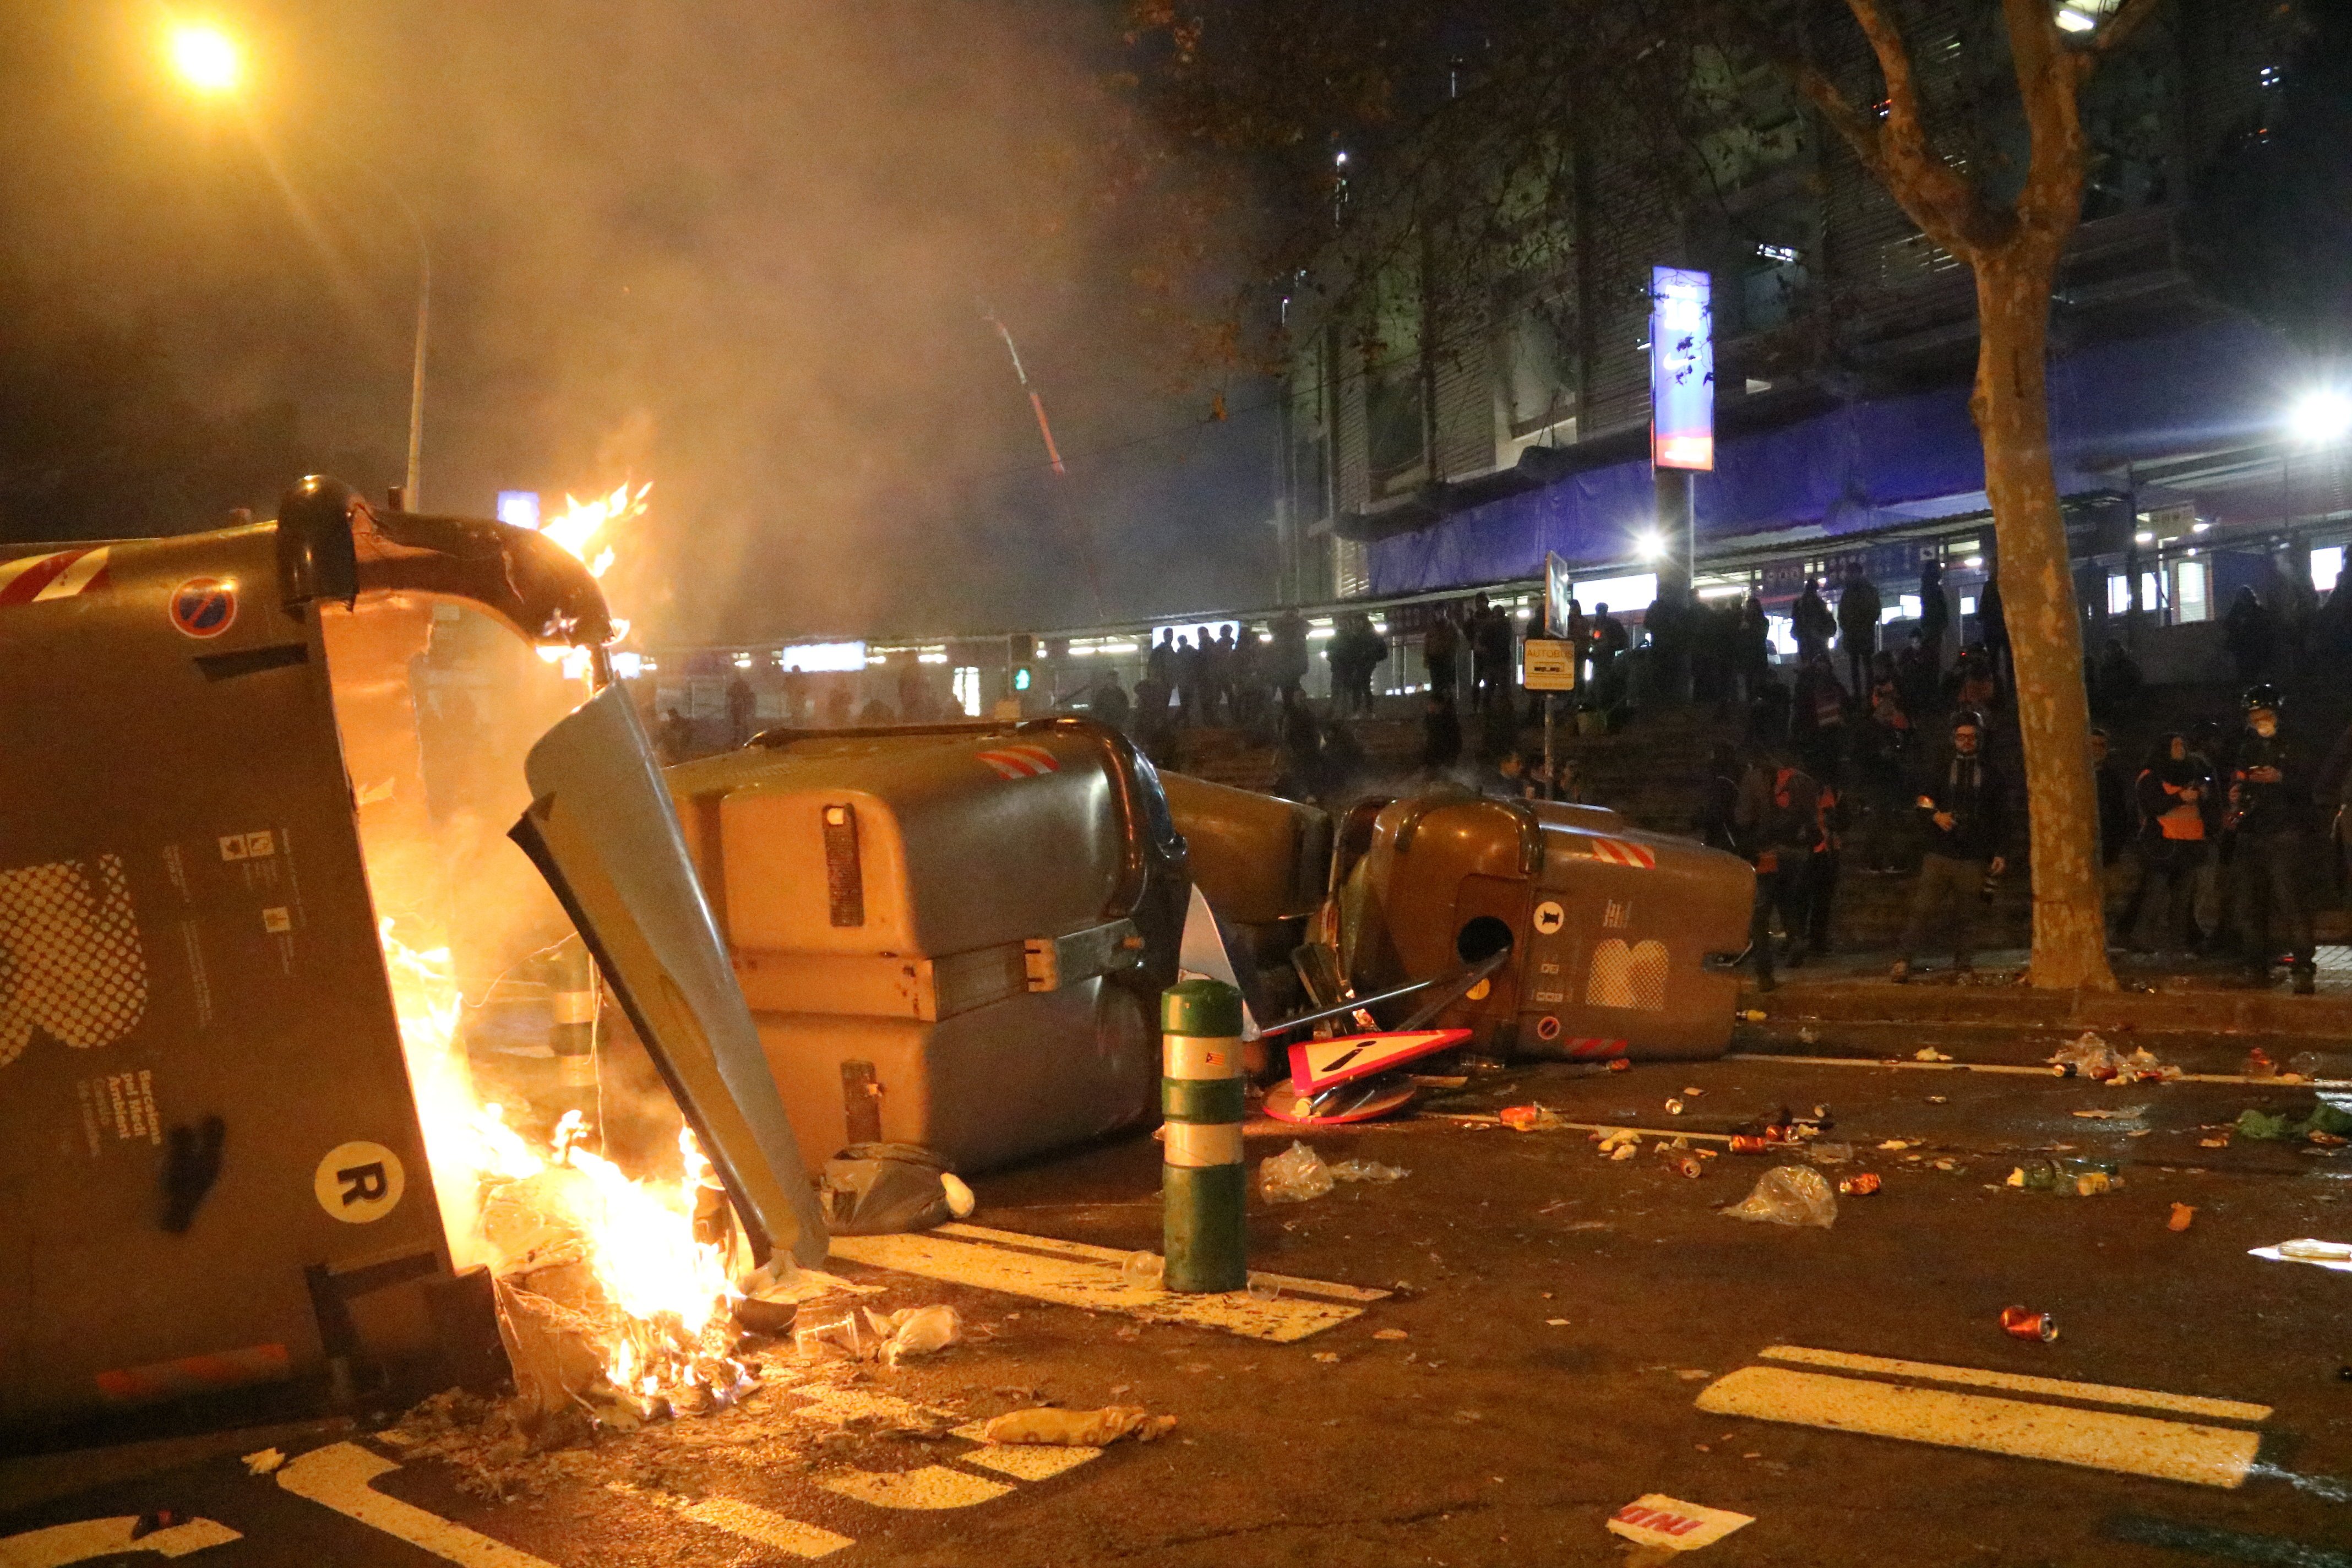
[1003,744,1059,771]
[0,551,81,606]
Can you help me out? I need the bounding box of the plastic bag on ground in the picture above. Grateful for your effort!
[979,1406,1178,1446]
[1724,1166,1837,1228]
[820,1142,959,1234]
[865,1304,962,1365]
[2049,1032,2179,1084]
[1260,1141,1335,1203]
[1326,1158,1407,1183]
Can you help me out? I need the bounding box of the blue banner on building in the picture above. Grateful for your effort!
[1651,268,1714,472]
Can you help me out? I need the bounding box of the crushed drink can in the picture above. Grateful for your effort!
[1838,1172,1882,1195]
[2000,1305,2059,1343]
[1607,1058,1632,1073]
[1728,1134,1771,1155]
[1668,1155,1704,1179]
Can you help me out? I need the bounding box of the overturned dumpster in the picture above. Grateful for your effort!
[0,477,823,1439]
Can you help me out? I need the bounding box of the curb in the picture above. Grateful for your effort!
[1740,980,2352,1039]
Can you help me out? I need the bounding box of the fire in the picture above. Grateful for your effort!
[379,918,742,1414]
[538,480,649,581]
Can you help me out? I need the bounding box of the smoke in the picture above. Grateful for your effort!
[0,0,1275,634]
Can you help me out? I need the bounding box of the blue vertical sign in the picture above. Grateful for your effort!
[1650,267,1714,472]
[495,491,542,530]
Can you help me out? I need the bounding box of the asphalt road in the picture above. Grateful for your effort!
[9,1025,2352,1567]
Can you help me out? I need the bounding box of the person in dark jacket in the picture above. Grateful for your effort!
[2090,728,2131,867]
[1978,570,2011,696]
[1805,776,1845,955]
[1735,749,1822,990]
[1420,692,1463,771]
[1891,709,2011,982]
[1918,557,1951,677]
[1793,576,1834,666]
[1423,607,1462,704]
[1836,563,1881,699]
[1698,741,1743,854]
[2114,731,2211,954]
[2225,683,2316,991]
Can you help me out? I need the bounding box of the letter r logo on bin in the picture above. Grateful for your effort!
[313,1141,404,1223]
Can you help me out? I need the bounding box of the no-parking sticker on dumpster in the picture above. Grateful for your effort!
[169,577,238,639]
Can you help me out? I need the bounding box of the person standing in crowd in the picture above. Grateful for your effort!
[1088,673,1130,731]
[1736,746,1822,991]
[2090,728,2131,869]
[823,682,854,728]
[2225,684,2316,992]
[896,662,929,724]
[1854,660,1913,873]
[1737,594,1770,704]
[1894,629,1937,721]
[2223,588,2277,686]
[1698,741,1743,854]
[1273,687,1322,800]
[2092,639,2143,722]
[1423,605,1462,705]
[2115,732,2211,954]
[1190,625,1222,724]
[1805,772,1845,956]
[1420,691,1463,772]
[1352,612,1389,712]
[1591,602,1627,707]
[1474,597,1514,716]
[1173,632,1203,725]
[1891,709,2010,983]
[725,672,756,747]
[782,667,811,726]
[1231,627,1266,732]
[1147,628,1175,696]
[1918,557,1951,677]
[1269,609,1310,702]
[1791,651,1848,783]
[1836,563,1881,699]
[1467,594,1498,714]
[1794,575,1835,666]
[1566,594,1591,694]
[1978,570,2011,697]
[1206,626,1238,725]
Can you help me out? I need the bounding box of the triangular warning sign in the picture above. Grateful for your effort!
[1288,1030,1471,1095]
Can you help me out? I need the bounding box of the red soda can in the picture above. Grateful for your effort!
[1728,1134,1771,1155]
[1839,1173,1882,1196]
[2000,1305,2059,1342]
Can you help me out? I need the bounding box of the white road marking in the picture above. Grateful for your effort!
[0,1516,239,1568]
[948,1422,1104,1480]
[827,1231,1363,1341]
[607,1484,851,1558]
[279,1443,562,1568]
[814,1467,1014,1511]
[1756,1345,2271,1423]
[1696,1366,2262,1488]
[934,1223,1391,1303]
[1725,1052,2345,1088]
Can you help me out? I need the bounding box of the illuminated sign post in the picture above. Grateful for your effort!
[495,490,542,530]
[1650,268,1713,471]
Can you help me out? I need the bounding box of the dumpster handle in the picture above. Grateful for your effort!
[1392,786,1544,876]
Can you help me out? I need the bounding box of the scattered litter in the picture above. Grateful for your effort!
[2245,1047,2278,1078]
[1807,1142,1854,1167]
[1683,1087,1705,1098]
[1325,1158,1408,1184]
[1724,1166,1836,1228]
[1500,1103,1565,1133]
[1667,1155,1705,1179]
[1839,1173,1881,1196]
[1545,1317,1570,1326]
[2250,1239,2352,1274]
[820,1142,962,1234]
[979,1406,1177,1446]
[1737,1009,1767,1023]
[1594,1127,1641,1155]
[2004,1158,2121,1196]
[1123,1250,1165,1285]
[1915,1047,1952,1063]
[2199,1135,2231,1148]
[1931,1158,1959,1172]
[1246,1275,1284,1302]
[2048,1033,2179,1084]
[1610,1142,1640,1162]
[1608,1059,1632,1073]
[1673,1369,1712,1381]
[1260,1141,1334,1204]
[2000,1305,2059,1342]
[1313,1351,1340,1363]
[869,1305,961,1364]
[941,1172,978,1219]
[2235,1104,2352,1143]
[1373,1328,1410,1341]
[1877,1140,1915,1152]
[2071,1107,2147,1121]
[241,1448,285,1477]
[1607,1495,1754,1553]
[1665,1099,1686,1116]
[2169,1203,2196,1232]
[1927,1095,1948,1104]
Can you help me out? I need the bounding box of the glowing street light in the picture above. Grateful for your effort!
[169,24,239,94]
[1634,529,1666,563]
[2288,388,2352,447]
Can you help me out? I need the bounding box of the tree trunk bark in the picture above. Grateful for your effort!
[1971,251,2116,992]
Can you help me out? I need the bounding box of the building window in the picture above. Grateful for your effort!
[2107,574,2131,616]
[2312,546,2344,595]
[952,667,983,717]
[2141,571,2163,619]
[2175,560,2209,624]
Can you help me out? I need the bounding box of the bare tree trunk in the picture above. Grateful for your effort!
[1972,251,2116,992]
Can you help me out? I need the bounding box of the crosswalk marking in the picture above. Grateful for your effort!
[279,1444,561,1567]
[828,1230,1364,1341]
[814,1467,1014,1510]
[1696,1366,2262,1488]
[948,1422,1104,1480]
[934,1223,1391,1304]
[0,1516,239,1568]
[1756,1345,2272,1424]
[607,1484,852,1558]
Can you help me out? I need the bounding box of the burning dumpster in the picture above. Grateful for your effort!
[1327,788,1752,1060]
[0,476,823,1438]
[667,719,1190,1173]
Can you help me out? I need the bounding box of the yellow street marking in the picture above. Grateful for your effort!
[948,1422,1103,1480]
[815,1466,1014,1511]
[279,1444,560,1567]
[935,1223,1391,1304]
[827,1232,1362,1341]
[1696,1366,2261,1488]
[1757,1346,2271,1424]
[1725,1052,2334,1088]
[608,1484,852,1559]
[0,1516,239,1567]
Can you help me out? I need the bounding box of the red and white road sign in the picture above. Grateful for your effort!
[1288,1028,1471,1095]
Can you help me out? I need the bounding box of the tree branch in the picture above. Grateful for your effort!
[2005,0,2088,243]
[2075,0,2163,79]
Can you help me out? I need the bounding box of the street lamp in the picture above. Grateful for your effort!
[1634,529,1666,563]
[165,24,433,510]
[2288,388,2352,448]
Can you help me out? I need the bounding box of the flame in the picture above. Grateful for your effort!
[538,481,649,581]
[379,918,739,1408]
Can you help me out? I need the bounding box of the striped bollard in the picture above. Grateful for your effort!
[1161,978,1246,1293]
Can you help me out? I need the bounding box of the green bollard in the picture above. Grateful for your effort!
[1161,978,1247,1293]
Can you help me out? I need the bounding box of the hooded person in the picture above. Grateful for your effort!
[2225,683,2316,992]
